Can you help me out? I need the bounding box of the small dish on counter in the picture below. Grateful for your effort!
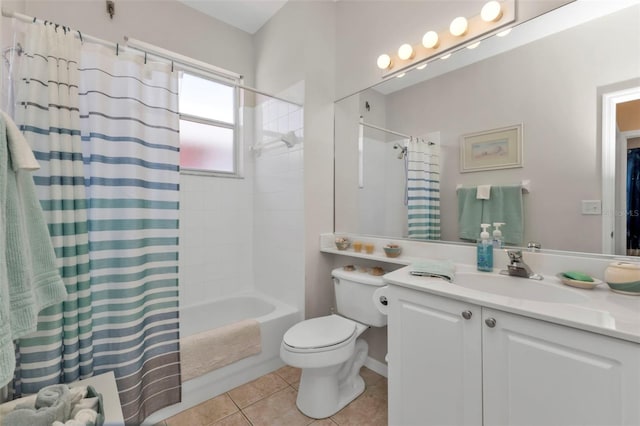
[383,244,402,258]
[335,237,350,250]
[556,273,602,290]
[604,261,640,295]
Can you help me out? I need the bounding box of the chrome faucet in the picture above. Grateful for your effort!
[500,250,543,280]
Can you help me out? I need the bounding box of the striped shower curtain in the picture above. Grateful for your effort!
[407,139,441,239]
[14,22,181,424]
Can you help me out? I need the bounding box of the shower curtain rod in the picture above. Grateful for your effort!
[1,9,302,108]
[359,116,434,145]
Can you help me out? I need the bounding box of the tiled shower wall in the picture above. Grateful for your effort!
[252,89,305,310]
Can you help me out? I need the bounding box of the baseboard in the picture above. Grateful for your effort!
[364,356,388,378]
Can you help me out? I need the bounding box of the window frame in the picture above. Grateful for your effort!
[178,69,242,178]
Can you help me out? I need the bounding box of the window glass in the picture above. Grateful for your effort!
[179,73,234,124]
[179,119,234,173]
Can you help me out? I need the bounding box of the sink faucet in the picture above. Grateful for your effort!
[500,250,543,280]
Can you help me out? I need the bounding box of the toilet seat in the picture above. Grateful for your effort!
[283,315,357,352]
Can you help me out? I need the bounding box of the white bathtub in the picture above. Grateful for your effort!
[143,292,300,424]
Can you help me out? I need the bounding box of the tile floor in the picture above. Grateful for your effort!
[156,366,388,426]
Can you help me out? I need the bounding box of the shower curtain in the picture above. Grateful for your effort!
[628,148,640,255]
[407,139,440,240]
[11,22,181,424]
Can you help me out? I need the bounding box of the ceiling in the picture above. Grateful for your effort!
[177,0,288,34]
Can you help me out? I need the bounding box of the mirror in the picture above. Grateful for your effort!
[334,1,640,255]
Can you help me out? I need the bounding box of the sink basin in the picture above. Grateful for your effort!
[452,272,588,304]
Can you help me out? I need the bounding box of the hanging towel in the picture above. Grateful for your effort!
[457,187,483,241]
[0,111,39,171]
[0,113,67,388]
[476,185,491,200]
[482,186,524,245]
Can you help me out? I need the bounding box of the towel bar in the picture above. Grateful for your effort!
[456,180,530,193]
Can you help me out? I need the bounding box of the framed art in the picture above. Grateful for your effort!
[460,124,523,173]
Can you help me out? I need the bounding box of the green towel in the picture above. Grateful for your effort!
[482,186,523,245]
[0,113,67,388]
[410,259,456,282]
[457,187,483,241]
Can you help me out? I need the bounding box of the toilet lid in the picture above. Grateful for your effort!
[283,315,357,349]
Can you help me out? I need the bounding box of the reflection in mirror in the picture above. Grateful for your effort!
[334,1,640,255]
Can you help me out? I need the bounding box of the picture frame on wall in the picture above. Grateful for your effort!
[460,124,523,173]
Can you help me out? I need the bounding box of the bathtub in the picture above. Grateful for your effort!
[143,292,300,424]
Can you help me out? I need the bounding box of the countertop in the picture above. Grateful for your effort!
[383,265,640,344]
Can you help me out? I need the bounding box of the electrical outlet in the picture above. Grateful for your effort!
[581,200,602,215]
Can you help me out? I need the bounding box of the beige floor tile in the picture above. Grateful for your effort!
[330,383,388,426]
[275,365,302,385]
[359,367,385,387]
[242,387,313,426]
[210,411,251,426]
[166,394,238,426]
[227,372,289,408]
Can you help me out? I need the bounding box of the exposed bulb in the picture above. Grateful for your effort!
[398,43,415,60]
[449,17,468,36]
[481,1,503,22]
[422,31,439,49]
[377,54,392,70]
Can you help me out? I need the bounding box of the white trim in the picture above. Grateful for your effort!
[364,355,388,378]
[601,86,640,254]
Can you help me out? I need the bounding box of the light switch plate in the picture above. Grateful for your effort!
[581,200,602,215]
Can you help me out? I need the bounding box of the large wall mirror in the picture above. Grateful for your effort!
[334,1,640,256]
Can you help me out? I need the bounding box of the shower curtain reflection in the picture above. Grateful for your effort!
[628,148,640,256]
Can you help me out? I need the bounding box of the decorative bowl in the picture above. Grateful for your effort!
[383,244,402,258]
[335,238,350,250]
[604,261,640,295]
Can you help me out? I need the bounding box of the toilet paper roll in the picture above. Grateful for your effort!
[373,285,389,315]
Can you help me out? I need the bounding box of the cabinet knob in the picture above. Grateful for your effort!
[379,296,388,306]
[485,318,497,328]
[461,310,472,320]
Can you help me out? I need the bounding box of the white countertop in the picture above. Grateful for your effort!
[383,265,640,344]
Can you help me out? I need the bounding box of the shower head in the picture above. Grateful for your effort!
[281,131,298,148]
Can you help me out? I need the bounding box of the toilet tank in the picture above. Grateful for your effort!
[332,267,387,327]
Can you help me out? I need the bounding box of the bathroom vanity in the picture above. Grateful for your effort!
[383,267,640,426]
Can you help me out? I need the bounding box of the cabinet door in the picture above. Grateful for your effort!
[388,287,482,426]
[482,308,640,426]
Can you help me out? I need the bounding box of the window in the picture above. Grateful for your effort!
[178,72,238,175]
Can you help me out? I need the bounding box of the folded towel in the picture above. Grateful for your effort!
[2,384,70,426]
[410,260,456,282]
[69,397,99,418]
[181,319,261,382]
[476,185,491,200]
[0,110,39,171]
[74,408,98,425]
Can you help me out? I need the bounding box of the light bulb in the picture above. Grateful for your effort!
[398,43,414,60]
[497,28,512,37]
[467,41,481,49]
[481,1,502,22]
[422,31,439,49]
[416,63,427,70]
[377,54,392,70]
[449,17,468,36]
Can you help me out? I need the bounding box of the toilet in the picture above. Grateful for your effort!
[280,267,387,419]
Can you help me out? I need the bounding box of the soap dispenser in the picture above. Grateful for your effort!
[492,222,505,249]
[477,223,493,272]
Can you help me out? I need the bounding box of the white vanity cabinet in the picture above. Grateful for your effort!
[388,286,640,426]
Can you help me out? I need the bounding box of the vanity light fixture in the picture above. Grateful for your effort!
[422,31,439,49]
[377,54,392,70]
[481,1,503,22]
[449,17,468,36]
[398,43,415,60]
[374,0,514,77]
